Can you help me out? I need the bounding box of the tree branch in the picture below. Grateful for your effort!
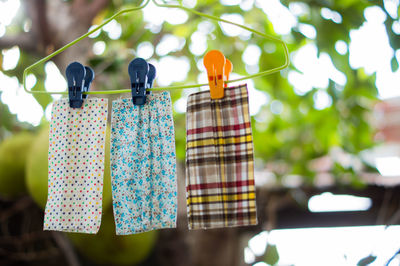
[376,188,393,225]
[387,207,400,226]
[72,0,110,26]
[0,34,37,53]
[0,247,60,262]
[1,0,51,54]
[87,0,110,20]
[51,232,81,266]
[0,231,49,246]
[35,0,52,50]
[0,196,33,222]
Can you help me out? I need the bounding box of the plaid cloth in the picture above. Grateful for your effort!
[185,84,257,229]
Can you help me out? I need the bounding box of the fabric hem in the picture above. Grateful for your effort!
[188,220,258,230]
[43,227,100,234]
[115,223,177,235]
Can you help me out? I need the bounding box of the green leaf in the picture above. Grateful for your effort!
[0,98,14,131]
[391,56,399,72]
[32,79,52,111]
[264,244,279,265]
[357,254,376,266]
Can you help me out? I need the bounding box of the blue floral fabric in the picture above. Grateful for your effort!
[110,92,177,235]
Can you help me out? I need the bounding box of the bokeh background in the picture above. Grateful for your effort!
[1,0,400,265]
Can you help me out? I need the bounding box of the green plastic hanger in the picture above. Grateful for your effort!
[22,0,290,95]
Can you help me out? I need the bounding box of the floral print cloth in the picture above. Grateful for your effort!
[110,92,177,235]
[44,98,108,234]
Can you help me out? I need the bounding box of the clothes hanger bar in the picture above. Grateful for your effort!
[22,0,289,95]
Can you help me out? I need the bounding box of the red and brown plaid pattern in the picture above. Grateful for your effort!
[185,84,257,229]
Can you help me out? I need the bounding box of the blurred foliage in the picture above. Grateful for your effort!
[0,95,33,140]
[1,0,398,185]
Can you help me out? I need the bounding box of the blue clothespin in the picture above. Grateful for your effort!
[66,62,94,107]
[66,62,85,108]
[129,58,149,106]
[146,63,156,95]
[82,66,94,99]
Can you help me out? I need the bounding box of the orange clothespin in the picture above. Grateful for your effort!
[204,50,226,99]
[224,59,233,88]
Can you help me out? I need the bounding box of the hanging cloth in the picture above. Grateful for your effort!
[110,91,177,235]
[185,84,257,229]
[44,98,108,234]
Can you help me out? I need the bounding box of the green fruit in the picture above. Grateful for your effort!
[103,127,112,210]
[0,132,35,198]
[26,126,112,210]
[68,209,157,265]
[25,126,49,208]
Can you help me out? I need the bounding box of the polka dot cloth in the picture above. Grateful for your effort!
[44,98,108,234]
[111,92,177,235]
